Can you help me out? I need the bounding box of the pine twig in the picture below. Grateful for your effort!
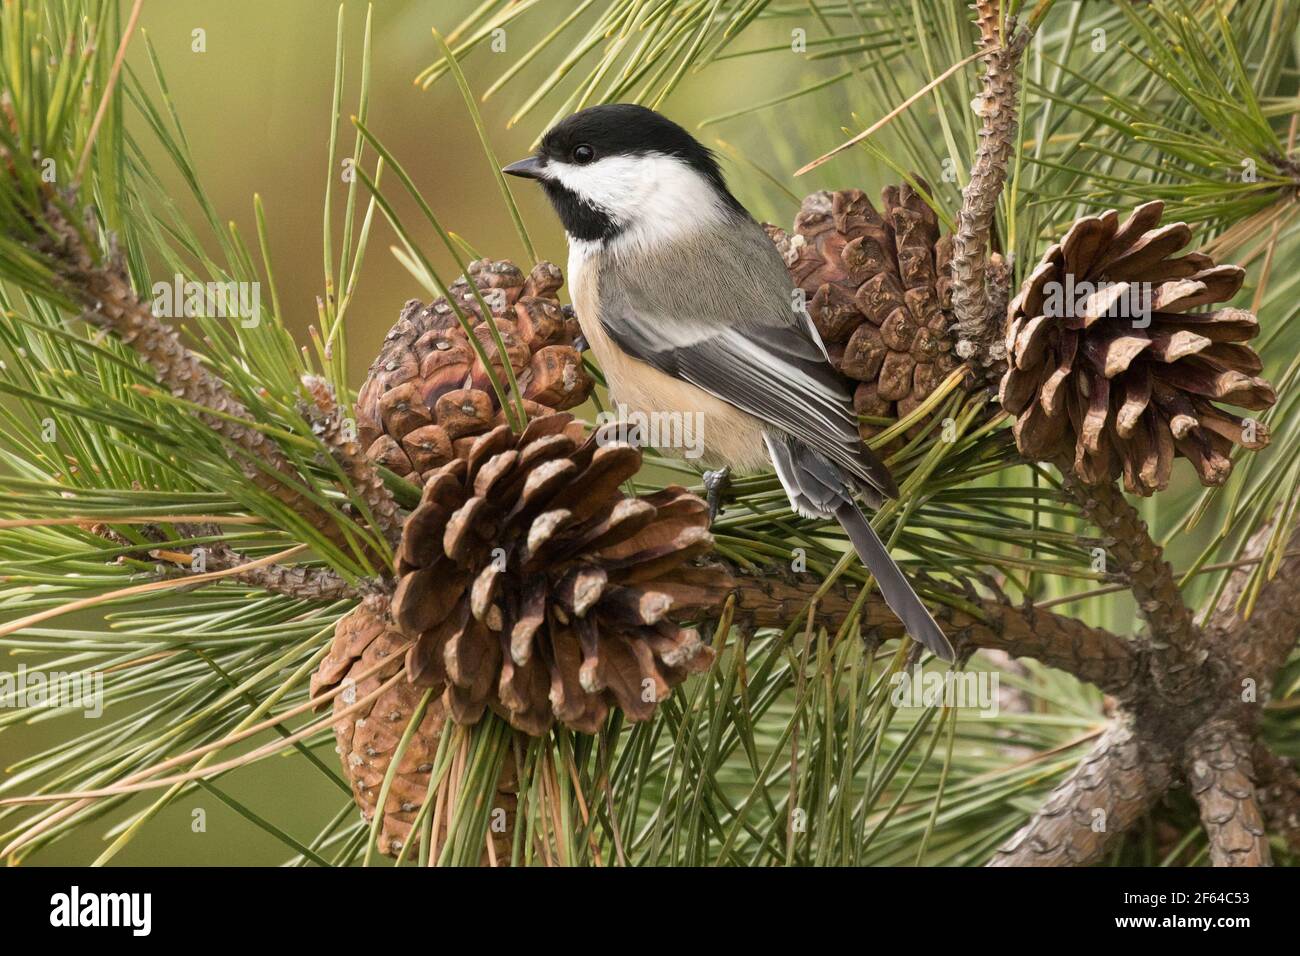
[92,523,358,602]
[950,0,1032,377]
[300,374,403,554]
[36,196,352,553]
[184,542,358,602]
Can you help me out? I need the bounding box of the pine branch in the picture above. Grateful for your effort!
[962,595,1139,696]
[191,543,357,602]
[989,717,1175,866]
[1184,717,1272,867]
[1052,457,1202,698]
[93,523,356,601]
[985,499,1300,866]
[949,0,1296,867]
[710,560,1138,693]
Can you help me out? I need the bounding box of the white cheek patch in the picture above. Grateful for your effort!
[547,153,732,251]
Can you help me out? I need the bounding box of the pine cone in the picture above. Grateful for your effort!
[1000,201,1275,494]
[396,414,722,734]
[310,595,518,859]
[766,180,963,440]
[356,259,594,482]
[318,414,723,740]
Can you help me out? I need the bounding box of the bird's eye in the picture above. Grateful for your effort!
[572,144,595,165]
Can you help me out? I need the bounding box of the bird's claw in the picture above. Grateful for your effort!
[702,466,731,525]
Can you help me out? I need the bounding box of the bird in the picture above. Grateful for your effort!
[503,103,955,662]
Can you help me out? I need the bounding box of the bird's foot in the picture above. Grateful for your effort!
[702,466,731,524]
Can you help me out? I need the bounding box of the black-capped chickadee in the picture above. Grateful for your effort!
[504,103,954,662]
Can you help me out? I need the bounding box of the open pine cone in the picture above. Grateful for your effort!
[315,413,723,742]
[766,180,963,440]
[356,259,594,482]
[310,595,518,858]
[1000,201,1275,494]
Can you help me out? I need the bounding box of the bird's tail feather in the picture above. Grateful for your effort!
[764,433,954,662]
[833,502,955,662]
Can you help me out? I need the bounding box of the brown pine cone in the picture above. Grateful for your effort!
[392,414,721,735]
[766,180,963,440]
[310,594,518,859]
[356,259,594,482]
[316,414,723,740]
[1000,201,1275,494]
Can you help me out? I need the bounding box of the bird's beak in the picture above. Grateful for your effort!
[502,155,546,180]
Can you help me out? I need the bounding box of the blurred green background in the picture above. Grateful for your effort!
[119,0,894,384]
[1,0,900,866]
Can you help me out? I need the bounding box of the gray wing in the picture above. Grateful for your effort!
[596,219,897,499]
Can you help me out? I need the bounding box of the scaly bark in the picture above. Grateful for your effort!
[989,717,1175,866]
[1184,718,1271,866]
